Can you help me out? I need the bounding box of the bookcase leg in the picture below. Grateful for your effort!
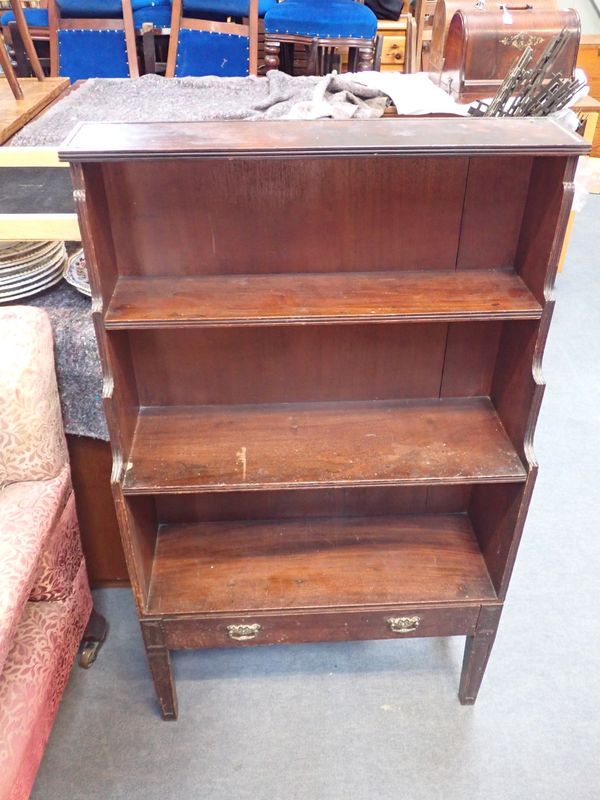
[141,621,178,720]
[458,606,502,705]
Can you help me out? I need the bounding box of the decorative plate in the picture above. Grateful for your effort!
[64,248,91,297]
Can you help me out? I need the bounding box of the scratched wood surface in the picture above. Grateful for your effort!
[123,398,526,494]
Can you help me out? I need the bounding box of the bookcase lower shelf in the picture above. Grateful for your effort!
[140,513,502,718]
[146,513,498,616]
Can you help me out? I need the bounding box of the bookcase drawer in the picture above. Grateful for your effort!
[161,605,481,650]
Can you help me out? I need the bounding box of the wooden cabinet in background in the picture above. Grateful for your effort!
[377,15,417,72]
[577,35,600,157]
[61,117,588,720]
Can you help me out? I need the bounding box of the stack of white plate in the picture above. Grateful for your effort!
[0,241,67,304]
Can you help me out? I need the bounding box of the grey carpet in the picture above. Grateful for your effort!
[25,282,107,440]
[30,195,600,800]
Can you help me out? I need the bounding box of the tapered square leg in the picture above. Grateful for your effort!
[141,621,178,720]
[459,605,502,705]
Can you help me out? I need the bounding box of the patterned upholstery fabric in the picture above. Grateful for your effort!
[0,307,93,800]
[29,492,83,602]
[264,0,377,39]
[0,307,67,487]
[0,560,92,800]
[0,467,70,677]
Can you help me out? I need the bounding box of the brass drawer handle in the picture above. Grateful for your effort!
[227,623,262,641]
[387,616,421,634]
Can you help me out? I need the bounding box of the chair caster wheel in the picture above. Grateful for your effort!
[78,609,108,669]
[79,640,101,669]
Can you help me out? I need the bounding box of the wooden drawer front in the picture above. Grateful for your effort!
[161,605,480,650]
[381,36,406,66]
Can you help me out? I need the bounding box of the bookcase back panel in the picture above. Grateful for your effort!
[100,156,470,275]
[125,322,505,407]
[154,485,471,524]
[456,156,533,270]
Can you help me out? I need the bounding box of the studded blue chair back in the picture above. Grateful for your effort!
[49,0,139,81]
[263,0,378,74]
[166,0,260,77]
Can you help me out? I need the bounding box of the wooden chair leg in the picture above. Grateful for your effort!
[280,41,293,74]
[306,38,318,75]
[373,33,383,71]
[141,22,156,75]
[357,42,375,71]
[0,30,23,98]
[122,0,139,78]
[165,0,182,78]
[264,38,280,71]
[8,21,30,76]
[47,0,59,77]
[248,0,258,76]
[458,606,502,705]
[141,620,178,720]
[9,0,44,79]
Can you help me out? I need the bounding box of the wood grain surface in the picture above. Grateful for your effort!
[147,513,497,615]
[60,117,588,160]
[105,269,542,328]
[123,397,527,494]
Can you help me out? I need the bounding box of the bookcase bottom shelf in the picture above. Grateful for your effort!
[145,513,498,619]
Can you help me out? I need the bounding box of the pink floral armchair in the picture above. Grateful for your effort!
[0,306,100,800]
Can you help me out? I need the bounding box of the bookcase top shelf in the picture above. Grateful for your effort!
[59,117,589,162]
[105,269,542,329]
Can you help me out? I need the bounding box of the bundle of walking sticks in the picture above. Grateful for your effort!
[469,28,587,117]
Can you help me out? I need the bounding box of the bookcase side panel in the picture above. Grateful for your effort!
[73,163,120,308]
[514,155,578,303]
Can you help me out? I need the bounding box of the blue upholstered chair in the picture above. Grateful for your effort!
[165,0,265,77]
[264,0,378,74]
[1,6,49,30]
[48,0,141,80]
[1,2,49,77]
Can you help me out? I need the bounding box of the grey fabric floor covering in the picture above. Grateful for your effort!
[11,71,389,147]
[11,71,388,439]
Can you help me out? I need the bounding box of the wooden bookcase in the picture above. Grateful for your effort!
[61,118,588,720]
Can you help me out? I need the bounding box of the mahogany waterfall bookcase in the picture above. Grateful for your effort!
[60,118,588,720]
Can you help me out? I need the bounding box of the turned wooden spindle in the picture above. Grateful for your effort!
[0,30,24,99]
[9,0,45,80]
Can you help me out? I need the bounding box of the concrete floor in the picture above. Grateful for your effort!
[32,195,600,800]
